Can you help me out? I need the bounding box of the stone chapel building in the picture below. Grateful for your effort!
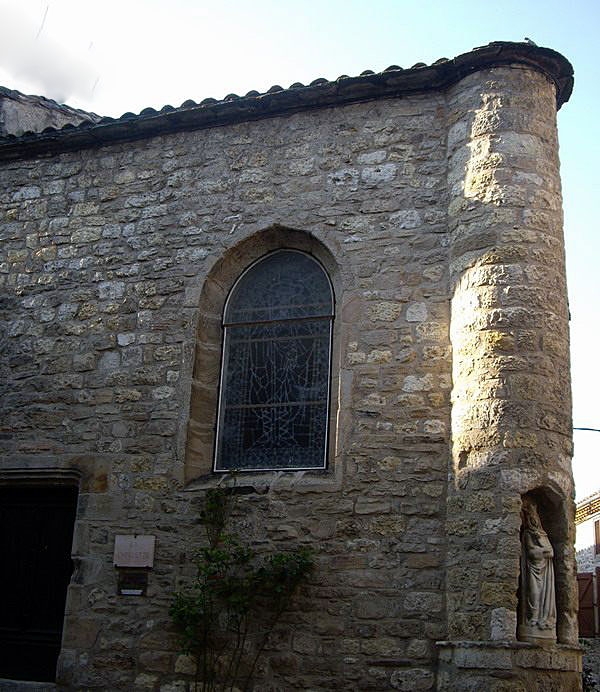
[0,42,582,690]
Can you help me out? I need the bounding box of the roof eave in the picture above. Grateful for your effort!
[0,42,574,163]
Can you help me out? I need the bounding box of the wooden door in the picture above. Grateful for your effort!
[0,485,78,681]
[578,571,595,637]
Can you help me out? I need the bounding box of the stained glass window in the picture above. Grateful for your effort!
[214,250,334,472]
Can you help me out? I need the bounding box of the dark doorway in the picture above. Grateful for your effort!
[0,485,78,682]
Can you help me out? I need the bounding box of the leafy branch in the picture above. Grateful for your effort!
[170,488,313,692]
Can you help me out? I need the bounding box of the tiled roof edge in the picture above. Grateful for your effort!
[576,492,600,525]
[0,41,573,162]
[0,85,102,123]
[577,490,600,510]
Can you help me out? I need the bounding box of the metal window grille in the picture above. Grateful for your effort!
[214,250,334,472]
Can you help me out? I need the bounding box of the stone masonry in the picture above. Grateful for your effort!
[0,42,581,690]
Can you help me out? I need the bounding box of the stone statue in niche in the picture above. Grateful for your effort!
[517,495,557,643]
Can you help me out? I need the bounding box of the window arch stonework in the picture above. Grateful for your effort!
[184,228,341,484]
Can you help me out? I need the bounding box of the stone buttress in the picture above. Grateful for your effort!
[439,65,581,689]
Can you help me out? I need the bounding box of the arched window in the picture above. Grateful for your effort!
[214,250,334,472]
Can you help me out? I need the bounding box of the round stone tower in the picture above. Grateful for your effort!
[438,62,581,689]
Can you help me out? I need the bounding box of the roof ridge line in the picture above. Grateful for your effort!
[0,41,573,162]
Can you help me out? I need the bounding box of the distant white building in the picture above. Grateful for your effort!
[576,491,600,572]
[576,491,600,639]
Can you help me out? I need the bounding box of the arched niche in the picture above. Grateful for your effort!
[517,486,576,646]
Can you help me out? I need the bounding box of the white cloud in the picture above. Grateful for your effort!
[0,1,98,104]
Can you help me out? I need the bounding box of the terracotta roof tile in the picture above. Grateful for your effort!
[0,41,574,162]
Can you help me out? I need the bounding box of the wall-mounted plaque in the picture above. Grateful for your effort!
[113,534,156,568]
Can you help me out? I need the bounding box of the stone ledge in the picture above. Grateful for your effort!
[436,640,582,673]
[0,681,56,692]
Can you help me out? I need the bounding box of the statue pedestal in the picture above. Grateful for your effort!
[436,640,582,691]
[516,624,556,645]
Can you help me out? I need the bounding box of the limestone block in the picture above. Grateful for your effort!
[174,654,196,675]
[490,607,518,641]
[390,667,434,690]
[404,592,443,614]
[135,673,159,689]
[369,301,403,322]
[159,682,189,692]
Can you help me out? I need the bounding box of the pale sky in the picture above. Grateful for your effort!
[1,0,598,500]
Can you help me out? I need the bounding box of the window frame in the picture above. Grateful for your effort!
[213,249,335,474]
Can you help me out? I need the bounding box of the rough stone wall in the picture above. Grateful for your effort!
[0,63,580,691]
[582,638,600,688]
[0,93,451,691]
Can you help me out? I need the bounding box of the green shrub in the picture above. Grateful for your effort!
[170,488,313,692]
